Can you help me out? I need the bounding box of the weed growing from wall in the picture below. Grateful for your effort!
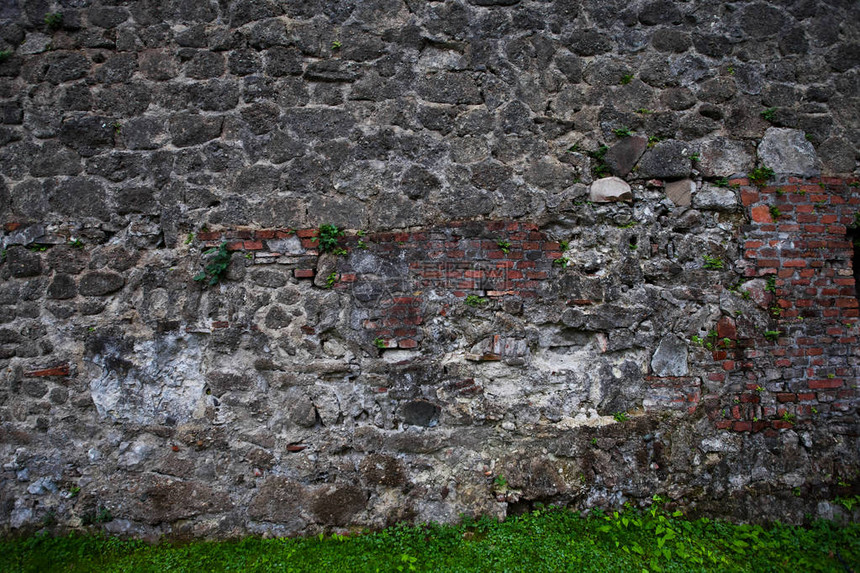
[194,242,231,286]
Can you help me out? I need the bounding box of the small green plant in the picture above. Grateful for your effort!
[721,337,731,347]
[493,474,508,489]
[464,294,489,307]
[373,337,386,349]
[613,412,629,423]
[325,272,339,289]
[793,487,802,497]
[331,40,342,50]
[357,239,368,249]
[764,330,780,341]
[689,153,700,162]
[635,108,652,114]
[765,275,777,294]
[769,205,781,220]
[68,238,84,248]
[41,510,57,527]
[613,126,633,138]
[68,486,81,498]
[690,335,704,347]
[714,177,730,188]
[620,74,633,85]
[496,239,511,254]
[184,233,195,245]
[81,506,112,525]
[587,145,610,178]
[827,373,835,379]
[761,108,777,122]
[111,121,121,134]
[28,244,48,252]
[193,242,231,286]
[559,240,569,252]
[748,166,775,187]
[702,255,724,270]
[775,187,785,196]
[835,495,860,511]
[590,437,597,446]
[553,256,570,268]
[780,411,795,423]
[647,135,661,148]
[727,65,735,75]
[44,12,63,30]
[0,50,12,62]
[315,224,345,254]
[755,385,764,393]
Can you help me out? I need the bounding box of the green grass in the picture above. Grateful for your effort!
[2,507,858,572]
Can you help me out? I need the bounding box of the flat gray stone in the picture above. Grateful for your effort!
[757,127,820,177]
[665,179,694,206]
[604,135,648,177]
[589,176,632,203]
[692,183,739,211]
[651,334,688,377]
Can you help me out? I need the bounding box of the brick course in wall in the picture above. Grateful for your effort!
[193,178,859,436]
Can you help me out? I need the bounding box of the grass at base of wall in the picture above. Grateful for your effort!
[2,506,858,572]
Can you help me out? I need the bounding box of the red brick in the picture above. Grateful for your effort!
[296,229,318,238]
[808,378,842,389]
[243,240,263,250]
[398,338,418,349]
[212,320,229,329]
[25,364,70,377]
[294,269,315,278]
[197,231,221,241]
[776,393,796,403]
[225,240,244,251]
[751,205,773,223]
[782,259,806,268]
[741,189,759,206]
[255,230,276,239]
[716,316,737,339]
[733,421,752,432]
[715,420,732,430]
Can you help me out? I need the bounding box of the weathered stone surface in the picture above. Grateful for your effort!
[589,177,632,203]
[6,247,42,278]
[169,114,223,147]
[310,484,366,526]
[697,137,754,177]
[692,184,739,211]
[417,72,482,104]
[650,334,688,377]
[757,128,821,177]
[47,274,76,299]
[604,135,648,177]
[79,271,125,296]
[130,477,232,525]
[637,140,692,180]
[248,477,308,526]
[0,0,857,540]
[664,179,694,207]
[59,116,114,157]
[360,454,407,487]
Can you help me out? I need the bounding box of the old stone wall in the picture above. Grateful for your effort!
[0,0,858,537]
